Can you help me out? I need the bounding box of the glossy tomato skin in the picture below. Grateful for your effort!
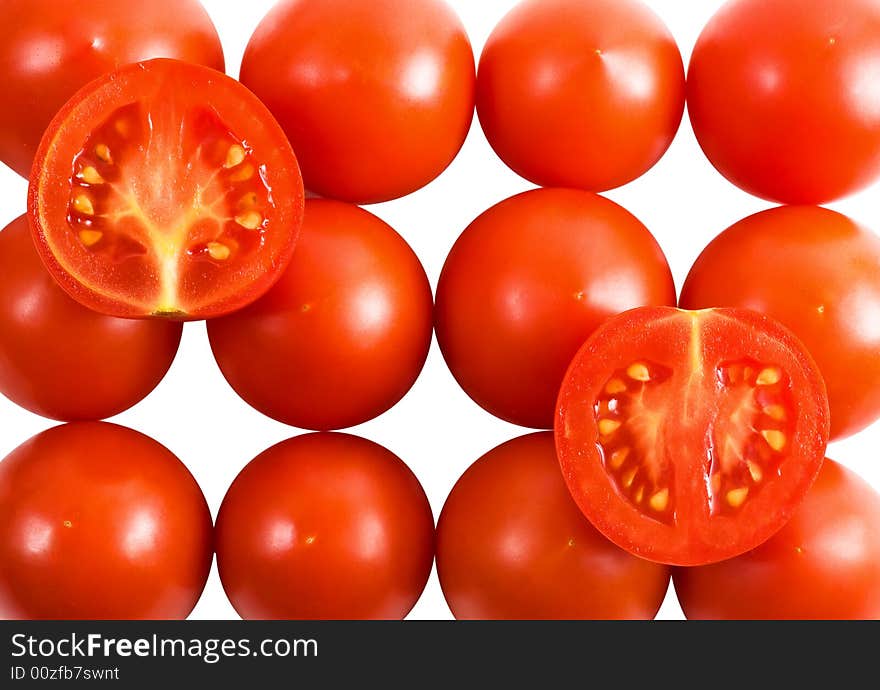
[29,58,304,320]
[216,433,434,620]
[477,0,685,191]
[681,206,880,440]
[0,422,213,620]
[0,216,181,420]
[688,0,880,204]
[674,460,880,619]
[435,188,675,429]
[208,200,433,431]
[0,0,223,178]
[240,0,475,204]
[437,433,670,619]
[556,306,830,567]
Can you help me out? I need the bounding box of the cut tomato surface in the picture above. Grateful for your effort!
[28,59,304,320]
[555,306,830,566]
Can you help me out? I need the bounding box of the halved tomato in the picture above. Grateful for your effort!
[28,59,304,320]
[555,306,830,566]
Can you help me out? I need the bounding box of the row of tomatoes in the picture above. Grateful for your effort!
[3,419,877,620]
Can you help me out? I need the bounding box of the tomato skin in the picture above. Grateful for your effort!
[240,0,475,204]
[437,433,670,620]
[28,58,304,321]
[208,200,433,431]
[0,0,223,178]
[216,433,434,620]
[435,188,675,429]
[477,0,685,192]
[0,422,213,620]
[680,206,880,440]
[674,459,880,619]
[688,0,880,204]
[0,215,181,420]
[556,306,830,567]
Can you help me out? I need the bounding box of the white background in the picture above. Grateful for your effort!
[1,0,878,620]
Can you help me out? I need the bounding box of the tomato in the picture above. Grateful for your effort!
[674,460,880,619]
[435,188,675,429]
[0,0,223,178]
[0,422,212,620]
[680,206,880,440]
[688,0,880,204]
[477,0,684,192]
[0,216,181,420]
[239,0,475,204]
[436,432,670,620]
[208,200,432,430]
[555,306,830,566]
[28,58,304,320]
[215,433,434,620]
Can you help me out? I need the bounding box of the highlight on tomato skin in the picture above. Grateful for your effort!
[0,422,213,620]
[680,205,880,441]
[28,58,305,321]
[555,306,830,567]
[436,432,671,620]
[673,459,880,620]
[0,215,182,421]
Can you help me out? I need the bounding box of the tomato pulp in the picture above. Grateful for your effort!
[29,59,304,319]
[556,307,829,566]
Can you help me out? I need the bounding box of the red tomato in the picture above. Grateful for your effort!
[240,0,475,204]
[680,206,880,440]
[437,432,670,619]
[0,422,212,620]
[0,216,181,420]
[435,188,675,429]
[477,0,685,191]
[556,306,830,566]
[29,58,304,320]
[215,433,434,620]
[0,0,223,178]
[674,460,880,619]
[688,0,880,204]
[208,200,433,431]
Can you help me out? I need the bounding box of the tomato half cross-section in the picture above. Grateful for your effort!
[28,58,304,320]
[555,307,830,566]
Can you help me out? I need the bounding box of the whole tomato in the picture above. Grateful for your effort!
[208,200,433,431]
[437,432,670,619]
[0,422,213,620]
[0,215,182,420]
[435,188,675,429]
[216,433,435,620]
[688,0,880,203]
[0,0,224,178]
[477,0,685,191]
[681,206,880,440]
[674,459,880,619]
[240,0,475,204]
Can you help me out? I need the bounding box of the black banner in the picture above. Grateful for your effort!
[0,621,870,685]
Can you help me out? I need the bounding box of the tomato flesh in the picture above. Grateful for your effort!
[29,58,304,319]
[556,306,829,566]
